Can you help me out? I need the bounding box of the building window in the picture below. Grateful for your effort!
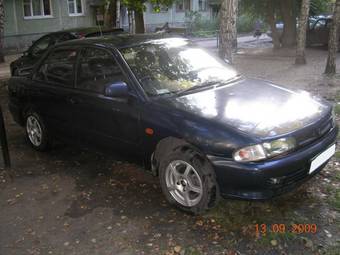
[23,0,52,18]
[176,0,191,12]
[68,0,83,16]
[199,0,208,11]
[151,4,169,13]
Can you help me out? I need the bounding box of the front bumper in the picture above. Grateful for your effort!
[208,125,338,200]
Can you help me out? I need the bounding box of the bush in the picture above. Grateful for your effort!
[237,14,256,33]
[186,12,267,36]
[185,11,218,36]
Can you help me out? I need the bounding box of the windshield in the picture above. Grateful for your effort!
[120,38,239,96]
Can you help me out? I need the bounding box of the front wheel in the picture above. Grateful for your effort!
[159,148,219,214]
[25,110,49,151]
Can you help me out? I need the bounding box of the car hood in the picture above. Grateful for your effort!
[161,78,331,138]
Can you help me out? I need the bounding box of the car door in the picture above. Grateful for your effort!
[31,47,79,140]
[71,46,141,151]
[307,19,328,45]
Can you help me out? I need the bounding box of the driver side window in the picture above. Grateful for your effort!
[314,19,326,30]
[76,47,126,94]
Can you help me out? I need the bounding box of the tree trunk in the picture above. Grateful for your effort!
[104,1,112,27]
[116,0,121,28]
[128,10,134,33]
[135,11,145,34]
[266,0,280,49]
[219,0,237,63]
[325,0,340,75]
[0,0,5,63]
[231,0,238,52]
[295,0,311,65]
[280,0,297,47]
[104,1,116,27]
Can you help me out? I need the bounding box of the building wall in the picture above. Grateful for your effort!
[4,0,213,51]
[4,0,95,50]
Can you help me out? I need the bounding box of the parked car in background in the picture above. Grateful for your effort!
[8,35,337,213]
[306,17,339,46]
[267,17,339,48]
[10,27,124,76]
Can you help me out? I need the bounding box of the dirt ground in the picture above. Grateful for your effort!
[0,45,340,255]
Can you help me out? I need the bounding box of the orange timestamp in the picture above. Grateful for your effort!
[255,223,317,237]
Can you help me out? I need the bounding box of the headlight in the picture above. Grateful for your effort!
[263,137,296,157]
[233,137,296,162]
[233,144,266,162]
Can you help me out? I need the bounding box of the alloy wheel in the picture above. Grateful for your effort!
[165,160,203,207]
[26,115,43,147]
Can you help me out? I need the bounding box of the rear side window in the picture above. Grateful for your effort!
[76,47,125,94]
[30,35,53,57]
[35,49,77,87]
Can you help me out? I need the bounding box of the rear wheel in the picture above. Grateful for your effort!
[25,110,49,151]
[159,147,219,214]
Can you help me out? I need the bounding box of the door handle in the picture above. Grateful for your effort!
[111,108,122,113]
[68,97,81,104]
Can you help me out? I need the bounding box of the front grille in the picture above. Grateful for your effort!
[297,116,333,148]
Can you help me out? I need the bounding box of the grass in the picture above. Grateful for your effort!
[335,171,340,181]
[192,31,217,38]
[184,247,203,255]
[335,151,340,159]
[329,190,340,211]
[334,104,340,115]
[256,231,297,246]
[321,242,340,255]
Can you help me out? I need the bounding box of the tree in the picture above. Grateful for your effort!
[295,0,311,65]
[122,0,174,33]
[266,0,280,49]
[0,0,4,63]
[104,0,115,27]
[240,0,334,50]
[116,0,121,27]
[325,0,340,75]
[219,0,238,63]
[280,0,297,47]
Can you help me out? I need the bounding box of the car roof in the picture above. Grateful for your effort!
[62,26,123,34]
[56,33,187,49]
[42,27,124,38]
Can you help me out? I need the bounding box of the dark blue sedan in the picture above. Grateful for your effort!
[8,34,338,214]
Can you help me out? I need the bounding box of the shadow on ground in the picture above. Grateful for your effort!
[0,67,339,255]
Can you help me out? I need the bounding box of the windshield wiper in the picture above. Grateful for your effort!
[176,81,222,96]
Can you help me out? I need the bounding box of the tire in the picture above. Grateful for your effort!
[159,147,220,214]
[24,110,49,151]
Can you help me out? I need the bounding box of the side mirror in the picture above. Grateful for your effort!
[104,81,128,98]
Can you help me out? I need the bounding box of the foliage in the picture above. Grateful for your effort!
[310,0,334,15]
[237,14,258,33]
[185,11,218,37]
[121,0,174,12]
[239,0,334,19]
